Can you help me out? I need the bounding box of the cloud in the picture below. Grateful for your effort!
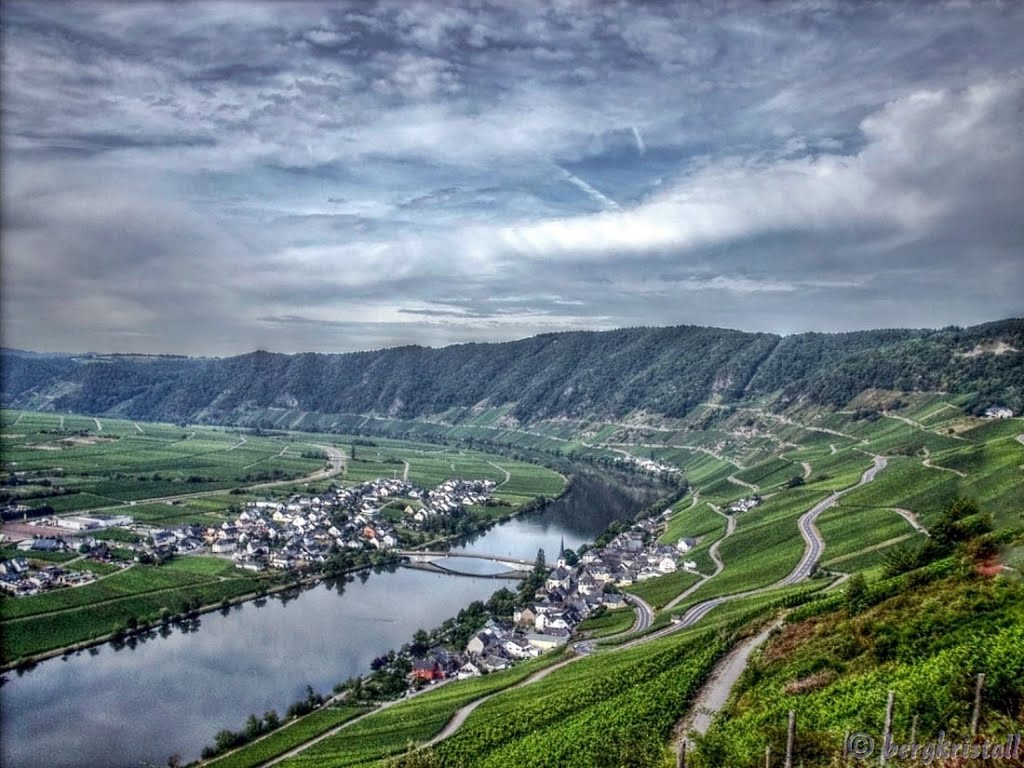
[1,1,1022,355]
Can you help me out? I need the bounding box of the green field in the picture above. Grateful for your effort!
[205,705,369,768]
[277,652,568,768]
[0,555,273,663]
[572,606,636,639]
[0,411,568,665]
[625,569,702,609]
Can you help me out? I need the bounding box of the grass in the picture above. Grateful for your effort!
[205,705,370,768]
[659,498,725,545]
[572,606,636,639]
[1,410,325,513]
[692,573,1024,768]
[0,555,271,662]
[1,411,570,665]
[625,570,702,609]
[817,506,919,566]
[277,652,567,768]
[677,491,827,604]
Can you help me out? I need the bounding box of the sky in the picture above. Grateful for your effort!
[2,1,1023,356]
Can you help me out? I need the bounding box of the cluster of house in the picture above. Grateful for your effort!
[614,454,680,475]
[575,516,700,583]
[0,555,95,596]
[408,512,704,685]
[208,477,496,572]
[728,496,762,514]
[984,405,1014,419]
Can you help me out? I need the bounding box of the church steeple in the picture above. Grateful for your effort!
[557,536,566,568]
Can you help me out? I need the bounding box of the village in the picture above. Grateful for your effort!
[0,477,497,596]
[0,472,746,695]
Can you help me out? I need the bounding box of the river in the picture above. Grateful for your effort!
[0,470,667,768]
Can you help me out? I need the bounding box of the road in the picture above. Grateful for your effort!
[627,593,655,634]
[891,507,928,536]
[622,456,888,641]
[485,460,511,487]
[726,474,758,492]
[782,455,886,586]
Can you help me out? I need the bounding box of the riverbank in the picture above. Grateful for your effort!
[0,475,576,674]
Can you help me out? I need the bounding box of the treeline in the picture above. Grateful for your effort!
[3,319,1022,423]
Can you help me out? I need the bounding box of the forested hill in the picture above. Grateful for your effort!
[3,319,1022,424]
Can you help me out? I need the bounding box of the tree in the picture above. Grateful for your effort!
[264,710,280,730]
[244,713,262,739]
[410,629,430,656]
[533,548,546,573]
[844,573,869,614]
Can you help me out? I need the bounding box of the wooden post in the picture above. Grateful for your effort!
[909,715,918,746]
[971,673,985,738]
[843,730,850,758]
[677,739,686,768]
[785,710,796,768]
[765,744,771,768]
[880,690,895,766]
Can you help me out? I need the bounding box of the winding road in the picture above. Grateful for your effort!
[261,455,890,766]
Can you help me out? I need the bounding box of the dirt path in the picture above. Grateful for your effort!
[891,507,928,535]
[59,415,65,430]
[262,681,453,767]
[726,474,758,492]
[823,533,916,567]
[242,445,288,470]
[922,447,967,477]
[227,434,247,451]
[403,460,411,482]
[650,457,887,635]
[133,421,144,434]
[93,417,103,432]
[76,443,345,515]
[801,461,812,479]
[485,460,510,487]
[674,619,782,751]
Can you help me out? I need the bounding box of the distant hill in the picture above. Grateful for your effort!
[2,320,1022,424]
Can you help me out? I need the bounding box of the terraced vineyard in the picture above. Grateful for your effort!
[2,394,1021,767]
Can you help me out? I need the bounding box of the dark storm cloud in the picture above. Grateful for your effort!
[2,1,1022,355]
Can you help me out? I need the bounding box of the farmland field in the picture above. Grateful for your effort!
[1,411,569,665]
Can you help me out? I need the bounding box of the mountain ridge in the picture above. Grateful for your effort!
[3,319,1022,425]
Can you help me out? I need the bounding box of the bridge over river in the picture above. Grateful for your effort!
[395,550,536,580]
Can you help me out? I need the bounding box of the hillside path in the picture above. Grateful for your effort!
[663,503,734,611]
[673,619,782,751]
[727,474,758,492]
[922,447,967,477]
[891,507,928,535]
